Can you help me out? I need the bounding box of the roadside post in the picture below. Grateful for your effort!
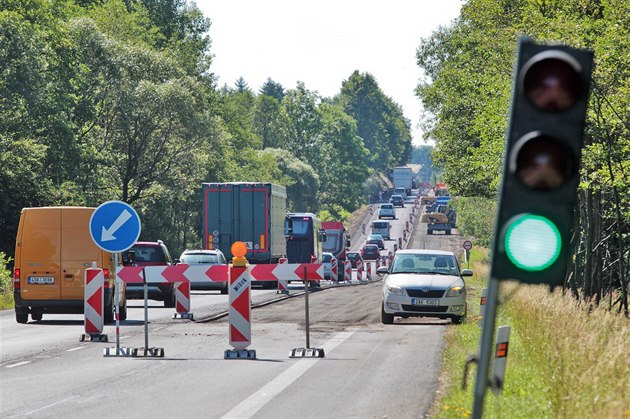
[80,265,107,342]
[479,287,488,325]
[463,240,472,269]
[225,242,255,359]
[491,326,511,394]
[89,200,141,357]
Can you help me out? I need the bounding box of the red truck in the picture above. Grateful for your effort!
[322,221,350,281]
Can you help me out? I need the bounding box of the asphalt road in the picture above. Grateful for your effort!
[0,197,465,419]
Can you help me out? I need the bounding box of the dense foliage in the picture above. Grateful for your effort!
[416,0,629,313]
[0,0,412,260]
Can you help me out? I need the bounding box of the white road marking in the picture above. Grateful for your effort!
[221,330,356,419]
[66,346,87,352]
[21,395,80,416]
[5,361,31,368]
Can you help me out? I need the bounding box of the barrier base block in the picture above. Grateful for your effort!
[133,347,165,358]
[103,347,137,357]
[224,349,256,360]
[289,347,325,358]
[80,333,108,342]
[173,312,194,320]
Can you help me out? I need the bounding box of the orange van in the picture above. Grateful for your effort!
[13,207,127,324]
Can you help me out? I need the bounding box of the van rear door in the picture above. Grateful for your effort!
[60,208,98,300]
[19,208,62,300]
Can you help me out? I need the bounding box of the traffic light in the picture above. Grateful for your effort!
[490,37,593,286]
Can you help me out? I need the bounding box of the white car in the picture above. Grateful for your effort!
[379,249,472,324]
[177,249,228,293]
[378,203,396,219]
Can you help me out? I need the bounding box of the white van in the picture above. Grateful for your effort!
[371,220,391,240]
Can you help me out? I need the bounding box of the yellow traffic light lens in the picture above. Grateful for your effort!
[512,133,574,191]
[523,55,581,112]
[504,214,561,272]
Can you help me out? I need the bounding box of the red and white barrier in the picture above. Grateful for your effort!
[388,251,394,267]
[330,257,337,282]
[277,257,288,293]
[228,264,251,351]
[173,281,192,320]
[398,237,403,250]
[344,259,352,282]
[357,261,364,282]
[82,267,107,342]
[366,261,372,281]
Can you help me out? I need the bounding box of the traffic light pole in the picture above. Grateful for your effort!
[472,275,501,418]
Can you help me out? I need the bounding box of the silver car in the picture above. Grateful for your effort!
[379,249,472,324]
[378,203,396,219]
[177,249,228,293]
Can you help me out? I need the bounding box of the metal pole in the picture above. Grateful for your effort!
[143,268,149,350]
[304,266,310,349]
[472,276,501,418]
[115,253,120,351]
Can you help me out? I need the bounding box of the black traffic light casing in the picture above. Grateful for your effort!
[490,37,593,285]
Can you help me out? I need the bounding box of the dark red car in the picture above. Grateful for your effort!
[361,244,380,261]
[346,252,363,269]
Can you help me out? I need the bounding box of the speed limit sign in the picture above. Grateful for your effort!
[463,240,472,251]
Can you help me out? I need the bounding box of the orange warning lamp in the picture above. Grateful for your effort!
[231,241,247,267]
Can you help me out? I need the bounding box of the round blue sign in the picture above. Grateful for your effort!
[89,201,141,252]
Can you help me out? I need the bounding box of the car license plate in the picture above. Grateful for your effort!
[28,276,55,285]
[412,298,438,306]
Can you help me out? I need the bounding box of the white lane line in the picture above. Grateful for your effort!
[221,330,356,419]
[21,395,80,416]
[5,361,31,368]
[66,346,87,352]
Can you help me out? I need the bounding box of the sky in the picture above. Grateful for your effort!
[194,0,464,146]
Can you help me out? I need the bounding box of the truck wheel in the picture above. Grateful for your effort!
[16,307,28,324]
[427,229,432,235]
[105,299,115,324]
[221,284,228,294]
[446,229,452,235]
[31,311,43,321]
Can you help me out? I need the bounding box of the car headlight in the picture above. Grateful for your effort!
[446,286,464,297]
[386,284,406,296]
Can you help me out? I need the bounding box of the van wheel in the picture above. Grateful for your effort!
[220,285,228,295]
[164,289,176,308]
[16,307,28,324]
[31,311,43,321]
[119,297,128,321]
[104,300,115,324]
[446,229,452,235]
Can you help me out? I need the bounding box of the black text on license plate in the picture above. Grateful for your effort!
[28,276,55,285]
[412,298,438,306]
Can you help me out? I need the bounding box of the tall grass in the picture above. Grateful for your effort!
[434,248,629,418]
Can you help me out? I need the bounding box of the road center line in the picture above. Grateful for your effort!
[66,346,87,352]
[5,361,31,368]
[220,330,356,419]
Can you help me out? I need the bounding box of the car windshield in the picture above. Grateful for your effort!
[127,246,165,263]
[181,253,219,264]
[391,254,459,275]
[348,254,359,260]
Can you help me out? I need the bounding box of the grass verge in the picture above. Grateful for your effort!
[433,247,630,418]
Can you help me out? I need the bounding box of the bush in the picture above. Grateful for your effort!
[452,197,496,247]
[0,252,13,295]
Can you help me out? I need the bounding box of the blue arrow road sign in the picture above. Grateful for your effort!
[89,201,141,253]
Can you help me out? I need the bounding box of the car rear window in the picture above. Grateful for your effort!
[129,246,165,263]
[181,254,219,264]
[381,204,393,209]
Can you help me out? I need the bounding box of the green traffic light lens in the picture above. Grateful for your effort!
[504,214,561,271]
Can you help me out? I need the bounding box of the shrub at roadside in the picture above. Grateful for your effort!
[0,252,14,309]
[434,247,629,418]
